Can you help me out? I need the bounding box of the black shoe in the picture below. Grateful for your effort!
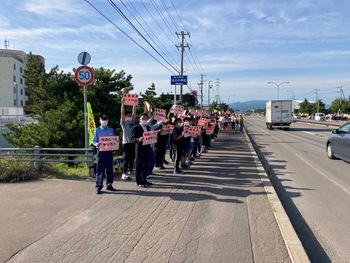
[163,160,169,165]
[106,186,117,191]
[138,184,145,188]
[95,188,102,194]
[144,180,153,186]
[159,165,166,170]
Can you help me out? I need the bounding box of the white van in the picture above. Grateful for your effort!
[315,113,326,121]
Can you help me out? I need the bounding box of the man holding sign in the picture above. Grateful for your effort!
[131,113,153,187]
[92,113,117,194]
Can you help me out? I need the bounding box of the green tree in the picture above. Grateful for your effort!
[4,54,134,148]
[298,99,313,115]
[312,99,326,114]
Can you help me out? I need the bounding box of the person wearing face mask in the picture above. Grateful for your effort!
[92,113,117,194]
[172,118,187,174]
[120,100,136,180]
[131,113,153,187]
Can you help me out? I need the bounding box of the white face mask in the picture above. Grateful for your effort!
[126,117,133,122]
[101,120,108,127]
[178,122,183,127]
[141,120,147,126]
[184,121,189,126]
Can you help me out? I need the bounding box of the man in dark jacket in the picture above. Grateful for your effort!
[131,113,153,187]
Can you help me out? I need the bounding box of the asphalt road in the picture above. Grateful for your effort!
[0,130,292,263]
[245,115,350,262]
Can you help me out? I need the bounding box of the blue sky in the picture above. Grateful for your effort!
[1,0,350,105]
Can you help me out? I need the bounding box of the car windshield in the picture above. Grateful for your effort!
[338,123,350,133]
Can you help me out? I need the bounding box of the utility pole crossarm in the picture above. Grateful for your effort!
[175,31,190,102]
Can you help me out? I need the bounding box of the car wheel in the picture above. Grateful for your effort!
[327,143,334,159]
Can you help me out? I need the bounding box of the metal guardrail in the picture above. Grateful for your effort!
[0,146,95,177]
[293,119,343,128]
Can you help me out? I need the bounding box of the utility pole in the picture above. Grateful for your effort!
[315,89,320,113]
[215,78,221,104]
[175,31,190,102]
[208,80,213,107]
[198,74,206,107]
[337,86,345,110]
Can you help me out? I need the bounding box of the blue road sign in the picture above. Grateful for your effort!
[171,75,188,85]
[77,52,91,66]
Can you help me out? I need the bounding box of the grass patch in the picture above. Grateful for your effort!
[40,162,90,180]
[0,160,39,182]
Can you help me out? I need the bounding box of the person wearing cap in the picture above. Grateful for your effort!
[92,113,117,194]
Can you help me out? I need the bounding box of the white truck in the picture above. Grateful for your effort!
[265,100,292,130]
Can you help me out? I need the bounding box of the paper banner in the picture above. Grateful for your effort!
[99,136,119,151]
[206,126,214,135]
[186,125,201,138]
[123,94,139,106]
[142,130,158,145]
[170,105,184,115]
[198,118,208,127]
[154,108,167,121]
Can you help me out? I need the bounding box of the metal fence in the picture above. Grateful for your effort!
[0,146,95,177]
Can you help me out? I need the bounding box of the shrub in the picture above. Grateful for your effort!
[0,160,38,182]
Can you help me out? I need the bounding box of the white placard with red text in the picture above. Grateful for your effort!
[142,131,158,145]
[123,94,139,106]
[198,118,208,127]
[170,105,184,115]
[99,136,119,151]
[154,108,167,121]
[206,126,214,135]
[186,125,201,138]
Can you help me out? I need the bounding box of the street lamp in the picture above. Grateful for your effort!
[267,81,289,100]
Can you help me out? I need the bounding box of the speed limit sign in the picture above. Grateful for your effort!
[75,65,94,86]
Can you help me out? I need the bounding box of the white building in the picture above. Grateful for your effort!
[0,49,45,113]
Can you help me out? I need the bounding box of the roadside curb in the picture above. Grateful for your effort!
[243,129,310,263]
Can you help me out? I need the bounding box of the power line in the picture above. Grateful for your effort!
[84,0,178,74]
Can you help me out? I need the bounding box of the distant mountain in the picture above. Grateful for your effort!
[229,100,268,111]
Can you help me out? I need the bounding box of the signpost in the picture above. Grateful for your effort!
[75,52,94,151]
[171,75,187,85]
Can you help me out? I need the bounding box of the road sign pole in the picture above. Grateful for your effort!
[84,86,89,150]
[174,85,177,104]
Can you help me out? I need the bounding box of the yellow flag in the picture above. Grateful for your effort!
[87,102,96,145]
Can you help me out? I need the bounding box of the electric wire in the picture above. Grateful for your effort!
[84,0,178,75]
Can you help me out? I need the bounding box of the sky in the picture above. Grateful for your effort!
[1,0,350,105]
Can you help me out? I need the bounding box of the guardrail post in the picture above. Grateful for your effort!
[88,146,95,178]
[34,146,40,171]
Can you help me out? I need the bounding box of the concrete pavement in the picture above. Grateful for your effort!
[0,129,307,262]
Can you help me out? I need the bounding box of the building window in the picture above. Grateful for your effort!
[20,89,23,95]
[14,99,16,106]
[25,101,29,106]
[13,75,16,82]
[14,64,16,70]
[13,87,16,94]
[20,78,23,84]
[20,67,23,73]
[21,100,23,106]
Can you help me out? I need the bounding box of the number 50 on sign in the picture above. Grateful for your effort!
[75,65,95,86]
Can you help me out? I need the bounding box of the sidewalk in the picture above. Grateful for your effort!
[1,130,295,262]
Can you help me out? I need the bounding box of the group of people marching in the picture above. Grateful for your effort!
[92,100,243,194]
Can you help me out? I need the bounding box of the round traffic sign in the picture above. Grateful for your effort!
[77,51,91,66]
[75,66,94,86]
